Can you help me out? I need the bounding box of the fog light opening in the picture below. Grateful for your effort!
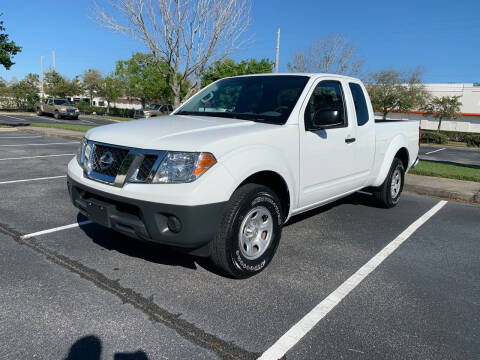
[167,216,182,233]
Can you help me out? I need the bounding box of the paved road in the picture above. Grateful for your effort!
[0,112,117,127]
[0,132,479,359]
[420,145,480,167]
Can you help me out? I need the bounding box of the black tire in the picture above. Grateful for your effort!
[210,183,283,279]
[54,111,61,119]
[36,108,43,116]
[72,115,79,120]
[373,158,405,208]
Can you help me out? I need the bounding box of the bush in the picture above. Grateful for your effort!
[421,131,449,144]
[108,107,135,118]
[74,103,135,118]
[465,134,480,147]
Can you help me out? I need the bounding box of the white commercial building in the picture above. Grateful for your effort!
[379,83,480,132]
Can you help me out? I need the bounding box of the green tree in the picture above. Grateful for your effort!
[201,58,273,87]
[424,96,462,131]
[0,14,22,70]
[366,68,430,120]
[44,71,81,98]
[115,53,171,108]
[99,74,123,112]
[82,69,103,104]
[9,73,40,110]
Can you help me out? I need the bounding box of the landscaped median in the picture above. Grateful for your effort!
[406,160,480,204]
[28,122,95,133]
[410,160,480,182]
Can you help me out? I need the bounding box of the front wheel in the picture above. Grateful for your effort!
[54,111,61,119]
[36,108,43,116]
[373,158,405,208]
[210,184,283,279]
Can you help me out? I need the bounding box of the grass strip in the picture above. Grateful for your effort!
[29,123,95,132]
[410,160,480,183]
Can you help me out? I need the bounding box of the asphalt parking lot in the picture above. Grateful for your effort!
[420,145,480,166]
[1,131,479,360]
[0,112,116,127]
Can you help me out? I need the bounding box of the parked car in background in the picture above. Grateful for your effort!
[68,74,420,278]
[36,98,79,120]
[134,104,173,119]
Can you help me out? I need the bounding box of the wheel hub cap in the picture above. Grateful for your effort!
[391,168,402,198]
[238,206,273,260]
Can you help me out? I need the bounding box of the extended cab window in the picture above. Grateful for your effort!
[304,81,347,130]
[349,82,369,126]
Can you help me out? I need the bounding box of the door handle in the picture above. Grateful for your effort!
[345,137,356,144]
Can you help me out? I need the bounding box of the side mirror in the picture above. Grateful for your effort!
[311,108,344,130]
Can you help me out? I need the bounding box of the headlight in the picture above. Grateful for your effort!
[76,137,87,167]
[152,152,216,183]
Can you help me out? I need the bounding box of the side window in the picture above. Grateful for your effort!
[304,81,347,129]
[349,83,369,126]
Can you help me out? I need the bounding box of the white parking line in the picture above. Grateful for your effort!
[425,148,446,155]
[0,136,42,139]
[0,175,67,185]
[21,221,93,240]
[0,142,78,147]
[258,200,448,360]
[0,154,75,161]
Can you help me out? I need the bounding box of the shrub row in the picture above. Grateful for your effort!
[465,134,480,147]
[421,131,449,144]
[421,130,480,147]
[74,103,135,118]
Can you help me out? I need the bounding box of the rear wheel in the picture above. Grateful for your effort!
[210,183,283,279]
[72,115,79,120]
[373,158,405,208]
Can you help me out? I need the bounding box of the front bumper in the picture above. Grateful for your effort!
[67,176,226,255]
[60,111,79,118]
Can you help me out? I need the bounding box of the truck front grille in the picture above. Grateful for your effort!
[91,144,129,178]
[136,155,158,182]
[84,141,165,187]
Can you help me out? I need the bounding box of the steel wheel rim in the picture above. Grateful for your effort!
[238,206,273,260]
[391,168,402,198]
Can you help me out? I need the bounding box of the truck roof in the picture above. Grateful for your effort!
[231,72,361,82]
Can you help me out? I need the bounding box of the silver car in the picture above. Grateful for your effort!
[36,98,79,120]
[134,104,173,119]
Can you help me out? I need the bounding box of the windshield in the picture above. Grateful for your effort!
[54,99,72,105]
[147,104,161,110]
[176,75,309,124]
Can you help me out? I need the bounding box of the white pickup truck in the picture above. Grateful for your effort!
[67,74,420,278]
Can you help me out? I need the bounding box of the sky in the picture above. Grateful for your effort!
[1,0,479,83]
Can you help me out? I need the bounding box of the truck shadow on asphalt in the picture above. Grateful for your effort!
[64,335,149,360]
[77,191,380,274]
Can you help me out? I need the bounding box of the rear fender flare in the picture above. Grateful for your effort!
[372,135,409,187]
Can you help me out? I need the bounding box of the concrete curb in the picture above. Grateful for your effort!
[0,127,17,132]
[405,174,480,204]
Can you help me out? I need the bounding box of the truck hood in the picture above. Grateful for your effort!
[86,115,277,152]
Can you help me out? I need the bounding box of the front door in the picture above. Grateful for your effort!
[298,79,359,208]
